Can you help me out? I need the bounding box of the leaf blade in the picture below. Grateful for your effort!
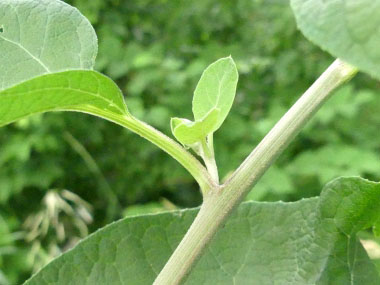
[0,0,98,90]
[291,0,380,80]
[192,56,238,131]
[24,177,380,284]
[0,70,128,127]
[171,108,220,145]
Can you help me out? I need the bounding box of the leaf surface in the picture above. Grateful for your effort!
[291,0,380,79]
[171,108,220,145]
[0,0,97,90]
[192,56,238,131]
[25,177,380,284]
[0,71,128,127]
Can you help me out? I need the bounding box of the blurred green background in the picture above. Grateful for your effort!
[1,0,379,284]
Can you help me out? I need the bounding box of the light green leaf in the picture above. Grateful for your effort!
[171,108,220,145]
[291,0,380,80]
[0,70,129,127]
[171,57,238,146]
[192,56,238,131]
[25,177,380,284]
[0,0,98,90]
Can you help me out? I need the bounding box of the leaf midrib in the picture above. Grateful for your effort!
[0,85,127,114]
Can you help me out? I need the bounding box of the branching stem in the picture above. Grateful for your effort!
[78,108,217,194]
[153,59,358,285]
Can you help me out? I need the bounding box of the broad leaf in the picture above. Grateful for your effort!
[0,70,129,127]
[25,177,380,284]
[0,0,97,90]
[192,56,238,131]
[291,0,380,80]
[171,108,220,145]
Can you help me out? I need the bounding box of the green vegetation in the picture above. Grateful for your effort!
[0,0,379,284]
[25,177,380,284]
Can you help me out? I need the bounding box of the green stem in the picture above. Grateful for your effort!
[200,134,219,183]
[153,59,358,285]
[76,108,216,194]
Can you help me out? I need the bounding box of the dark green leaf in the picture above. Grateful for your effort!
[25,177,380,284]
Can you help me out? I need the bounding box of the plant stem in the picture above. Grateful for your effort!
[200,134,219,183]
[78,108,216,194]
[153,59,358,285]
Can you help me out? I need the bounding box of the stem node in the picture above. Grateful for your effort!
[154,59,358,284]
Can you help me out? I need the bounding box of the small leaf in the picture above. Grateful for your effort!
[291,0,380,80]
[25,177,380,284]
[192,56,238,132]
[0,0,98,90]
[0,70,129,128]
[171,108,220,145]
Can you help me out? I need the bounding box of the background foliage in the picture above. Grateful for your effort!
[0,0,379,283]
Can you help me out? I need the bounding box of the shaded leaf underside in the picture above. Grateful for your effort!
[0,0,98,90]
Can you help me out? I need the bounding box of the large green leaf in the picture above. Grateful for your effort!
[0,0,97,90]
[291,0,380,80]
[192,56,238,131]
[25,177,380,284]
[0,70,128,127]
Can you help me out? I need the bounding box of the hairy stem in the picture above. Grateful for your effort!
[153,59,358,284]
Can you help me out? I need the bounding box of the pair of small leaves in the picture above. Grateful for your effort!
[171,57,238,147]
[25,177,380,284]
